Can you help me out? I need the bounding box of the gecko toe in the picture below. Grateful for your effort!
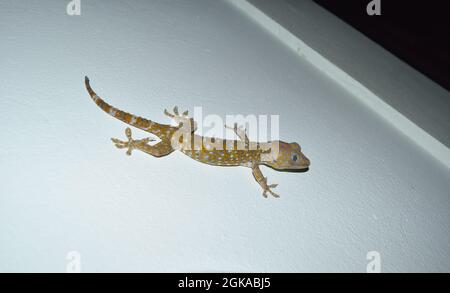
[125,127,132,139]
[111,138,127,149]
[271,192,280,198]
[164,108,175,118]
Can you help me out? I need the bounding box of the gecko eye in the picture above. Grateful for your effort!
[291,152,298,162]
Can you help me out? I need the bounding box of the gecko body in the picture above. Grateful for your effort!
[85,77,310,197]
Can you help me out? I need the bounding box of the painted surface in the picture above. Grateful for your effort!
[238,0,450,168]
[0,0,449,272]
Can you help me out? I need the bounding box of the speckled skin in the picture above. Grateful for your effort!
[85,77,310,197]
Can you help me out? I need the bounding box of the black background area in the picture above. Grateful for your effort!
[313,0,450,92]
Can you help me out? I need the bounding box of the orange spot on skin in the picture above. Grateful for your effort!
[102,103,111,112]
[139,118,151,128]
[124,113,132,123]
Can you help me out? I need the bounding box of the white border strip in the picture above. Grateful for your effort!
[228,0,450,169]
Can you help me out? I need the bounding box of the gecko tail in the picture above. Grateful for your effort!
[84,76,165,134]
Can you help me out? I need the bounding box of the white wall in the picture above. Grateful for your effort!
[0,0,449,272]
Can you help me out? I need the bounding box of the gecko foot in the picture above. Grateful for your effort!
[262,179,280,198]
[111,127,155,156]
[164,106,197,132]
[164,106,189,118]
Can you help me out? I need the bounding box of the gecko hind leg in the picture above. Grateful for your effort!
[164,106,197,132]
[111,127,174,157]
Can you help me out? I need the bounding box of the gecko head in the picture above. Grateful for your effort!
[264,141,310,171]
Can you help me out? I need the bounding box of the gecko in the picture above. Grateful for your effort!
[85,76,310,198]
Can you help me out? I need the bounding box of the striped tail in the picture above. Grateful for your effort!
[85,76,173,137]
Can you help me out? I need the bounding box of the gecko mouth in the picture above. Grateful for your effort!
[266,165,310,173]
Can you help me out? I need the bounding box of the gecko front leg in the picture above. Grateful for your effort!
[251,164,279,198]
[225,123,249,149]
[111,127,174,157]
